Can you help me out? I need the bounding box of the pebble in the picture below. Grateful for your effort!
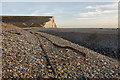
[1,24,119,79]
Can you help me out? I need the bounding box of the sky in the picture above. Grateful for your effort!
[1,0,118,2]
[1,1,118,28]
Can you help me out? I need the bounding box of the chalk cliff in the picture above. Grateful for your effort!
[43,16,57,28]
[2,16,57,28]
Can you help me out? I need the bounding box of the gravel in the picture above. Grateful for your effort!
[1,23,119,79]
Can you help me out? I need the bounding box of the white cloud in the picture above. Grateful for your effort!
[30,10,42,16]
[42,12,53,15]
[11,9,17,12]
[78,3,118,18]
[75,17,96,20]
[79,9,117,17]
[103,10,117,13]
[45,9,64,15]
[30,11,53,16]
[30,8,64,16]
[86,3,118,9]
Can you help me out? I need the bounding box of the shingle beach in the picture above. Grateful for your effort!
[1,23,119,79]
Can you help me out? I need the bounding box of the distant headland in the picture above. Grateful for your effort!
[1,16,57,28]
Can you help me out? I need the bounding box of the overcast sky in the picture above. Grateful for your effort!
[1,1,118,28]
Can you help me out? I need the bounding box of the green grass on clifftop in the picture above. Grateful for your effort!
[2,16,52,27]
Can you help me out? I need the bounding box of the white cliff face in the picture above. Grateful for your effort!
[43,16,57,28]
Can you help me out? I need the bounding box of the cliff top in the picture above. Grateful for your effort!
[1,16,54,28]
